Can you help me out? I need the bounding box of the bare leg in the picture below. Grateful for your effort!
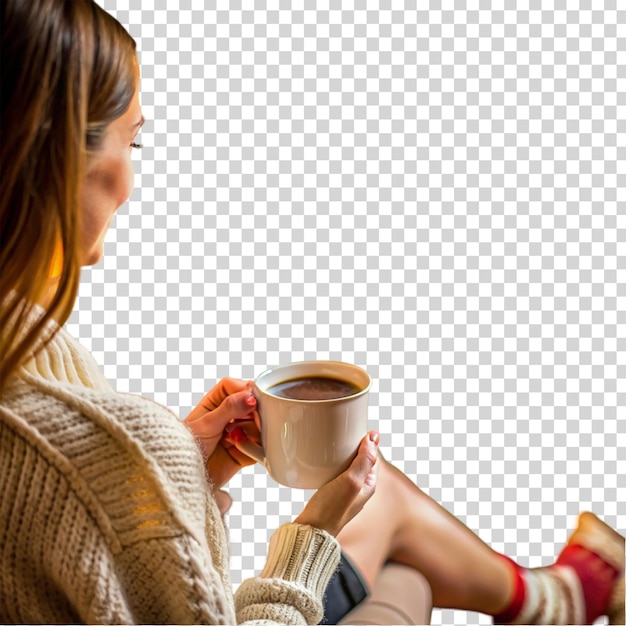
[336,456,516,614]
[339,563,433,625]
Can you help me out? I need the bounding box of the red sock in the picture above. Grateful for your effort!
[556,543,618,623]
[492,547,619,624]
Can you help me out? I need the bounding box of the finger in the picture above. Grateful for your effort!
[347,431,379,484]
[198,378,252,412]
[206,445,241,488]
[206,442,255,489]
[225,419,261,443]
[190,390,257,437]
[222,443,257,468]
[235,410,262,438]
[186,380,255,424]
[214,490,233,515]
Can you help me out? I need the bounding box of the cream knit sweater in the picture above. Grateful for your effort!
[0,322,340,624]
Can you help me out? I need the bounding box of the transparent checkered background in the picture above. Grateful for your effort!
[69,2,624,623]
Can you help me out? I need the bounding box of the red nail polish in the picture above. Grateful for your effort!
[231,426,247,442]
[246,394,257,406]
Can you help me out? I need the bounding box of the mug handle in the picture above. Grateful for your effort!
[233,438,266,467]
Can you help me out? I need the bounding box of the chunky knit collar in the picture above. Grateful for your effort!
[5,298,113,392]
[20,324,112,392]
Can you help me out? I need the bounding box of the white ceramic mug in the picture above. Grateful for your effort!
[234,361,371,489]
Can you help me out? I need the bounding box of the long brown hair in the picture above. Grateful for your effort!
[0,0,137,392]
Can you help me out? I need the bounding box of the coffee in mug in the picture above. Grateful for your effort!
[266,376,361,401]
[234,361,371,489]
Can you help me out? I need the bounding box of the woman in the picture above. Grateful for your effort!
[0,2,379,623]
[1,1,623,624]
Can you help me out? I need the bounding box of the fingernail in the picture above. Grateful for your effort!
[369,431,380,445]
[231,426,247,442]
[246,394,257,406]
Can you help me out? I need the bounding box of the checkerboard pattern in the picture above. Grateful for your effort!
[69,2,624,623]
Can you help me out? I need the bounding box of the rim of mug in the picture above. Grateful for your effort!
[254,360,371,403]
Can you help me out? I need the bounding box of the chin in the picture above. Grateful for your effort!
[81,246,105,267]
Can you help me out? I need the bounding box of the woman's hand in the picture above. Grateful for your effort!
[184,378,262,490]
[294,431,380,537]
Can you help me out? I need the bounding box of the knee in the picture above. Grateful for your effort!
[339,562,433,625]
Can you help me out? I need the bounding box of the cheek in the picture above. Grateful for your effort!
[93,156,134,207]
[120,157,135,202]
[81,155,134,263]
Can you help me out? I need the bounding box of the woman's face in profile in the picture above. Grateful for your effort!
[80,85,143,266]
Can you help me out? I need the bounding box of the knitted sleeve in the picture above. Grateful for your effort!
[1,380,341,625]
[235,523,341,625]
[0,391,239,624]
[1,320,343,625]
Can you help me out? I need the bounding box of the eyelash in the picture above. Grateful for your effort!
[131,142,143,149]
